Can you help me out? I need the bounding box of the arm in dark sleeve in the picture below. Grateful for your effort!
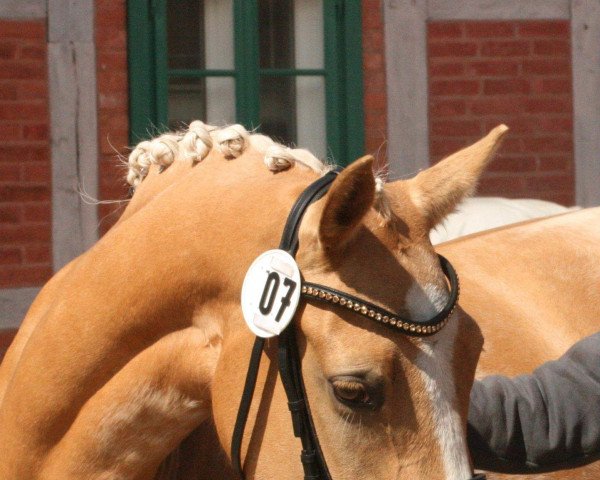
[467,332,600,472]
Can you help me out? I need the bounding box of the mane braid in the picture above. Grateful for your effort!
[126,120,333,191]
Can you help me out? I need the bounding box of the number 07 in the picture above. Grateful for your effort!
[258,271,297,322]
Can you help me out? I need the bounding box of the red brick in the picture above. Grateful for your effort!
[466,60,519,76]
[17,80,47,99]
[0,247,22,265]
[465,22,515,38]
[470,97,524,115]
[22,124,48,141]
[497,137,524,154]
[429,42,477,58]
[526,173,574,191]
[98,93,128,110]
[524,98,571,114]
[0,40,17,59]
[24,244,50,263]
[23,203,50,222]
[20,45,46,61]
[0,145,48,162]
[100,132,129,156]
[531,78,571,95]
[488,155,537,172]
[0,184,50,202]
[0,163,21,182]
[538,155,573,172]
[0,205,21,224]
[484,118,534,135]
[0,224,51,244]
[430,80,479,96]
[533,40,570,56]
[98,51,127,69]
[362,29,384,52]
[480,40,529,57]
[22,163,50,183]
[0,82,18,100]
[483,78,531,95]
[365,92,386,110]
[95,24,126,50]
[430,139,470,158]
[522,59,570,75]
[430,99,466,117]
[431,120,482,137]
[0,103,48,121]
[522,136,572,153]
[540,192,574,206]
[0,329,17,361]
[428,23,464,39]
[429,62,465,76]
[0,20,45,39]
[0,265,52,288]
[478,175,527,194]
[0,123,21,140]
[518,21,569,38]
[363,52,384,71]
[537,117,573,133]
[0,61,46,80]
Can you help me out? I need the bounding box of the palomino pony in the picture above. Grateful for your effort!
[0,121,574,480]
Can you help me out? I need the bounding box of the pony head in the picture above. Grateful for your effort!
[208,126,508,479]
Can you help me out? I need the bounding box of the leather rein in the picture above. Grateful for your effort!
[231,169,486,480]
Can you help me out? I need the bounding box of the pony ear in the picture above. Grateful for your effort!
[319,155,375,251]
[409,124,508,228]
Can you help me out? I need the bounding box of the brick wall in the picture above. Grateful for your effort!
[0,20,52,288]
[96,0,130,235]
[428,20,574,205]
[362,0,387,170]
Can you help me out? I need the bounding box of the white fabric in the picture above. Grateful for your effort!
[430,197,577,245]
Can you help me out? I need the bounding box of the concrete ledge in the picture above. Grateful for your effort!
[0,287,40,329]
[0,0,47,19]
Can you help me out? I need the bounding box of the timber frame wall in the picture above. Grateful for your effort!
[384,0,600,207]
[0,0,99,328]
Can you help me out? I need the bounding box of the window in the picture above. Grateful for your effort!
[128,0,364,164]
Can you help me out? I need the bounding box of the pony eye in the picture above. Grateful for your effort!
[331,379,375,409]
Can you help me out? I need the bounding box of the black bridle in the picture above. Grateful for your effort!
[232,169,486,480]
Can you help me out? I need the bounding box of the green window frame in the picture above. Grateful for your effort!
[127,0,364,165]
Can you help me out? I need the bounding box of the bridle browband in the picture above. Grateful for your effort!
[232,169,485,480]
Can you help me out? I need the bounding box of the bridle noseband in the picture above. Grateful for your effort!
[232,169,485,480]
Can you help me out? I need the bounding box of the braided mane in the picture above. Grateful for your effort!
[127,121,331,190]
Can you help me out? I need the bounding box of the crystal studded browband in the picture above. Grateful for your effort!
[300,254,460,337]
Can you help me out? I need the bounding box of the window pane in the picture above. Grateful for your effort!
[259,0,294,68]
[167,0,234,70]
[204,0,234,69]
[168,77,235,129]
[168,0,204,69]
[260,75,326,159]
[296,76,326,159]
[260,76,296,144]
[294,0,323,69]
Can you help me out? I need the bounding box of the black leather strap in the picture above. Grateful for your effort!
[231,336,265,477]
[278,167,342,256]
[231,170,340,479]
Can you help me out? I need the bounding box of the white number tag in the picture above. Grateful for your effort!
[241,249,302,338]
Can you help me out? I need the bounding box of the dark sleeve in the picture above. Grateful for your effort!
[467,332,600,472]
